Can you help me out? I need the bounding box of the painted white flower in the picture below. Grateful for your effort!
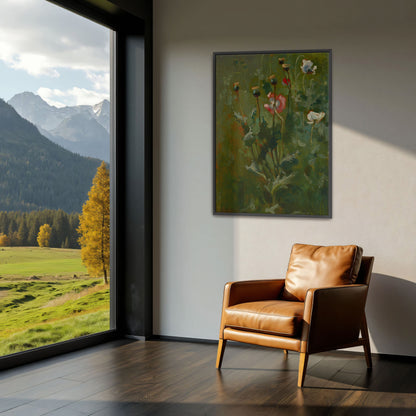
[307,111,325,124]
[301,59,317,74]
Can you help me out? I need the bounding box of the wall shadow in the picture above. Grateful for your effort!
[333,31,416,155]
[157,0,416,156]
[366,273,416,357]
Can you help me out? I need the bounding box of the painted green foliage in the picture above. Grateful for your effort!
[215,51,330,216]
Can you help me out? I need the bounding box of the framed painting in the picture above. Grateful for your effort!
[214,49,332,217]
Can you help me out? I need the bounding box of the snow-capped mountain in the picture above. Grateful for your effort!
[8,92,110,161]
[50,113,110,162]
[93,99,110,132]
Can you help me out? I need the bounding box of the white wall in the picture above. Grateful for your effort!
[153,0,416,356]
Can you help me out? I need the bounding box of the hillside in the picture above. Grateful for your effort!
[0,99,102,212]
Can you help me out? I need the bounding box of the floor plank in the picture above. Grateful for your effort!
[0,340,415,415]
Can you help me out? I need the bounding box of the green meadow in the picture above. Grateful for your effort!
[0,247,87,278]
[0,247,110,356]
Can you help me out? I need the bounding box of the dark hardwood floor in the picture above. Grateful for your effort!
[0,339,415,415]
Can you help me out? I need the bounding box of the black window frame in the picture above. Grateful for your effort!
[0,0,153,371]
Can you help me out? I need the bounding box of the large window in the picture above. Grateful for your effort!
[0,0,112,356]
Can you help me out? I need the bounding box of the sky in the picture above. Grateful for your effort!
[0,0,110,107]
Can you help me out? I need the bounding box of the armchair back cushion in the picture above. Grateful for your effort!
[281,244,363,301]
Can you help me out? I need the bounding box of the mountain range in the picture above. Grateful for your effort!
[8,92,110,162]
[0,99,102,213]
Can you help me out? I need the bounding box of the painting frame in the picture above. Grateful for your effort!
[213,49,332,218]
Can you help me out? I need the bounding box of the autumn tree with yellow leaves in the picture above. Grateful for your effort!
[0,233,9,247]
[37,224,52,247]
[78,161,110,284]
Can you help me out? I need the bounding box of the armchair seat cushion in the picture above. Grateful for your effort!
[224,300,304,337]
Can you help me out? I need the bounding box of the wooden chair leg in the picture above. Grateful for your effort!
[216,339,227,369]
[283,349,288,358]
[361,314,372,369]
[297,352,308,388]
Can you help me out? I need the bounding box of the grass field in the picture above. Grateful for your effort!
[0,246,88,278]
[0,247,110,356]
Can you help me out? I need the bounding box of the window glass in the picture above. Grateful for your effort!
[0,0,111,356]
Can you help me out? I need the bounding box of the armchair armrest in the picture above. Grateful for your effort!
[223,279,286,308]
[219,279,285,338]
[301,284,368,353]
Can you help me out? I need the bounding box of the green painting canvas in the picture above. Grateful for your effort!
[214,50,331,216]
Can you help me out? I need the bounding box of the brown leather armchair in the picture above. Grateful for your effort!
[216,244,374,387]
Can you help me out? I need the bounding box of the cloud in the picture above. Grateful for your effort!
[0,0,110,76]
[0,50,61,78]
[38,87,109,108]
[86,71,111,92]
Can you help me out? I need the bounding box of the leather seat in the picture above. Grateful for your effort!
[224,300,304,337]
[216,243,374,387]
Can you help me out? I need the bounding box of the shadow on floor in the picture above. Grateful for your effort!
[1,399,415,416]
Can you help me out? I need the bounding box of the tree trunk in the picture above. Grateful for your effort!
[101,211,108,284]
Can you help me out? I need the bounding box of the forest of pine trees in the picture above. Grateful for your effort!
[0,209,80,249]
